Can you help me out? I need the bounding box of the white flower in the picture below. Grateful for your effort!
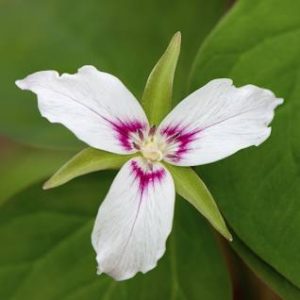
[16,65,282,281]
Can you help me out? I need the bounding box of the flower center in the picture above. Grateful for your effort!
[140,137,164,162]
[132,126,166,162]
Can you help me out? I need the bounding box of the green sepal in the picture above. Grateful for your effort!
[141,32,181,125]
[43,148,132,190]
[165,164,232,241]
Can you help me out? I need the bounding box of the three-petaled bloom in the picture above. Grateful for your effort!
[16,34,282,281]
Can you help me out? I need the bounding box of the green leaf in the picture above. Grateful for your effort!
[166,164,232,241]
[43,148,131,190]
[0,173,232,300]
[0,142,72,206]
[190,0,300,291]
[0,0,227,149]
[141,32,181,125]
[232,235,300,300]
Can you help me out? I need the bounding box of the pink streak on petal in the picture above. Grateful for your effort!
[131,160,165,196]
[161,124,201,162]
[103,117,147,151]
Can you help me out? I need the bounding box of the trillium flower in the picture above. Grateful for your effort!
[15,32,283,281]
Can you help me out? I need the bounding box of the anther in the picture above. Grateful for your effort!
[133,142,140,150]
[166,153,178,160]
[137,129,144,140]
[149,125,156,136]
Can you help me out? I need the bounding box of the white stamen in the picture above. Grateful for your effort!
[135,130,166,162]
[141,137,164,161]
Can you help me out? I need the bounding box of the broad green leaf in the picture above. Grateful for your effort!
[43,148,131,189]
[232,235,300,300]
[0,173,231,300]
[0,0,227,149]
[0,141,72,205]
[141,32,181,125]
[190,0,300,290]
[166,164,232,241]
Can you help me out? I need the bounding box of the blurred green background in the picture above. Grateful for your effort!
[1,0,300,299]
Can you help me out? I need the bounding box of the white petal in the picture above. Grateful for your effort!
[16,66,148,154]
[159,79,283,166]
[91,157,175,281]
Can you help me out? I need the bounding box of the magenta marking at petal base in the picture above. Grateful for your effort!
[102,116,147,151]
[130,160,165,195]
[161,124,201,162]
